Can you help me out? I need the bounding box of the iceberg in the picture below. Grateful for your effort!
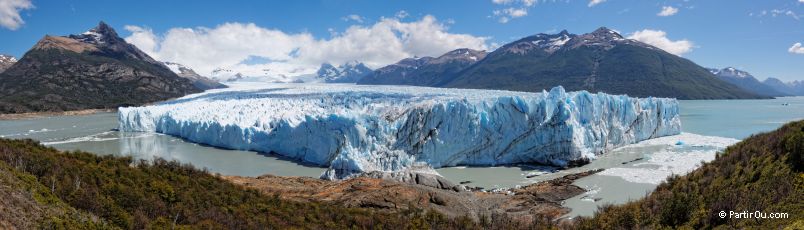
[118,83,681,179]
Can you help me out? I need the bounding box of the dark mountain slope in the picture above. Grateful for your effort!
[361,28,763,99]
[444,28,762,99]
[0,22,201,113]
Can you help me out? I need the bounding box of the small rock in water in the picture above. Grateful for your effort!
[675,141,685,145]
[459,180,472,184]
[621,157,644,165]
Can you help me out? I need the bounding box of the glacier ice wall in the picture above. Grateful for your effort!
[118,83,681,179]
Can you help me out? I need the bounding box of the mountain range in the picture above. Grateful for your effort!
[708,67,787,97]
[359,28,764,100]
[163,62,226,90]
[0,22,202,113]
[763,78,804,96]
[316,61,372,83]
[210,61,373,84]
[358,48,487,86]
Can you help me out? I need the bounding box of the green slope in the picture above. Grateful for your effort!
[0,139,533,229]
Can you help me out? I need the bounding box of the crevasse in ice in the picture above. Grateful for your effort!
[118,83,681,179]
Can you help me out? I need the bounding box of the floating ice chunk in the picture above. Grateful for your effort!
[118,83,681,179]
[600,133,738,184]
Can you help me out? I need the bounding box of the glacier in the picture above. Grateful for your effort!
[118,83,681,179]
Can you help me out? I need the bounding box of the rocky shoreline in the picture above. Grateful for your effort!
[0,109,114,120]
[222,169,603,222]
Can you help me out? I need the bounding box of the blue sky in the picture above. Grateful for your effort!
[1,0,802,81]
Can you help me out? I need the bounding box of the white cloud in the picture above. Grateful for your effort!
[0,0,34,30]
[492,0,536,6]
[124,25,158,54]
[657,6,679,16]
[395,10,409,19]
[492,0,515,4]
[521,0,537,7]
[341,14,364,23]
[627,29,694,56]
[494,7,528,23]
[124,15,488,79]
[789,43,804,54]
[491,0,536,23]
[754,9,801,20]
[588,0,606,7]
[771,9,800,20]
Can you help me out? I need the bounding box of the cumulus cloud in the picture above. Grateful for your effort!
[627,29,694,56]
[0,0,34,30]
[124,15,488,79]
[789,43,804,54]
[657,6,679,16]
[588,0,606,7]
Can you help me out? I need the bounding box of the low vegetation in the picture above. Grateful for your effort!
[574,120,804,229]
[0,138,549,229]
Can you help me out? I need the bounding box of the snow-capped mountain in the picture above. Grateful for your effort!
[119,83,680,179]
[427,48,487,64]
[0,54,16,73]
[315,61,372,83]
[163,62,226,90]
[707,67,786,97]
[361,27,761,99]
[358,48,486,86]
[709,67,752,78]
[500,30,574,55]
[0,21,200,113]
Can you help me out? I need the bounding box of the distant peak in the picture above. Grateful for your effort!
[343,60,362,67]
[714,67,753,78]
[591,27,621,37]
[91,21,119,38]
[558,29,570,36]
[319,62,335,68]
[593,27,611,33]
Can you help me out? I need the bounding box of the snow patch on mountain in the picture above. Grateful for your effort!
[0,54,17,73]
[118,83,681,180]
[710,67,752,78]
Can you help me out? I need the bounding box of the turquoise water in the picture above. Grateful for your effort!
[0,113,325,178]
[679,96,804,139]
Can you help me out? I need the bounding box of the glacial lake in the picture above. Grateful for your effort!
[1,96,802,218]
